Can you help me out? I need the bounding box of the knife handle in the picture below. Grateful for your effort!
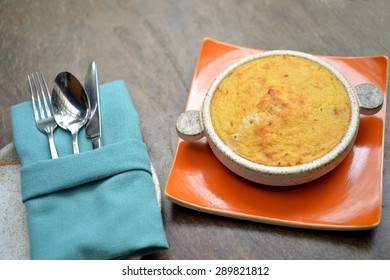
[92,138,101,149]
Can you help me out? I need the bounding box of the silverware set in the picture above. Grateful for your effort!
[28,62,102,158]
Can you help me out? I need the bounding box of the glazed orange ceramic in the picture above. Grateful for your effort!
[165,38,388,230]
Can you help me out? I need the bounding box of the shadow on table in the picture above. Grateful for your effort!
[143,202,380,259]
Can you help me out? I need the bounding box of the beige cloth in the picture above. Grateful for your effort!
[0,143,29,259]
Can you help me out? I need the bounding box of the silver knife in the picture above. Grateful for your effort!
[85,61,102,148]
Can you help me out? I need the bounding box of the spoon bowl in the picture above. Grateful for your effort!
[51,72,90,154]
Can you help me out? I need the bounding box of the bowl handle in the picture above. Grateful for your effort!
[176,110,205,141]
[355,83,384,115]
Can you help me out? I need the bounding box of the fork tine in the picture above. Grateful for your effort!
[40,72,51,102]
[36,72,52,118]
[28,74,40,122]
[31,73,46,119]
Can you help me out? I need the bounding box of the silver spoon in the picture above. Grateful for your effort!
[51,72,90,154]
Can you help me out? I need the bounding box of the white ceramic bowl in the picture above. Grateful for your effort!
[177,50,384,186]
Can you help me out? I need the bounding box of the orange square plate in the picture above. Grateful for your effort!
[165,38,388,230]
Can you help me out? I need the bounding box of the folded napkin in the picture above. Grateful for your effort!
[11,80,169,259]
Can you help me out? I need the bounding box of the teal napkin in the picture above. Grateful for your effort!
[11,80,169,259]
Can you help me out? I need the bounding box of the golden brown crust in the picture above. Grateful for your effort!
[211,55,351,166]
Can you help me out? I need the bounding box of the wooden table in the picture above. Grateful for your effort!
[0,0,389,259]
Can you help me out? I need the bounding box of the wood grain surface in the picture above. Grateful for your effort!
[0,0,389,259]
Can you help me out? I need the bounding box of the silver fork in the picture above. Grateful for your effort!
[28,72,59,159]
